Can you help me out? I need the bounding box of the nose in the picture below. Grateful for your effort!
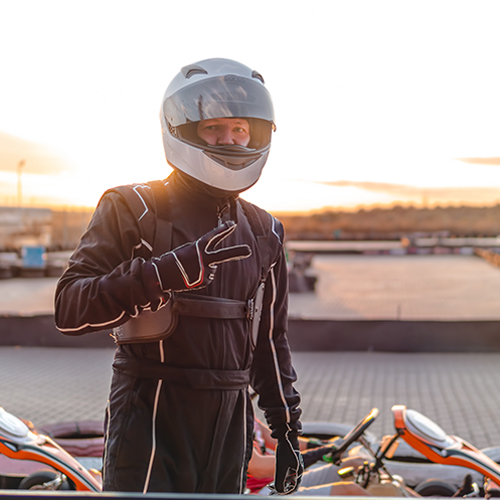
[217,126,234,145]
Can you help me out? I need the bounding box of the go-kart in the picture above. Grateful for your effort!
[391,405,500,497]
[338,405,500,497]
[0,406,101,491]
[2,401,500,496]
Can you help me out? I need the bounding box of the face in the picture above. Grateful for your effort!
[197,118,251,147]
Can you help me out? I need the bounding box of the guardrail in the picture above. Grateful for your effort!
[286,237,500,255]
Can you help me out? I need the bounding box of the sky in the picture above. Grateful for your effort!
[1,0,500,213]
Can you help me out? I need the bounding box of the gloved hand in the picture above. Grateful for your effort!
[273,436,304,495]
[145,221,251,293]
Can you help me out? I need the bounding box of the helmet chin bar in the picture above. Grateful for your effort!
[162,131,268,192]
[202,144,269,171]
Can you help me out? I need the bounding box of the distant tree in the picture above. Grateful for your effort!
[276,204,500,240]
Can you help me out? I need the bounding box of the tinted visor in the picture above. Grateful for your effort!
[163,75,275,127]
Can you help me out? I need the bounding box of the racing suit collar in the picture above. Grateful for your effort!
[170,170,238,213]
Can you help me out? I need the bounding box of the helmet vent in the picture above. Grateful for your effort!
[251,70,265,84]
[181,65,209,79]
[167,122,178,137]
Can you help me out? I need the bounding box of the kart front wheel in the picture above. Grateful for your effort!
[414,478,457,497]
[18,470,72,490]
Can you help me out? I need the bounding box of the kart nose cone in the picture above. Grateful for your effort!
[405,409,456,448]
[0,407,29,438]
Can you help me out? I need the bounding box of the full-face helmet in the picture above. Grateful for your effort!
[160,58,275,193]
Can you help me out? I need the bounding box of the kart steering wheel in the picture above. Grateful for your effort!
[330,407,379,461]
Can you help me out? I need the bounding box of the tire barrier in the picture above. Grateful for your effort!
[38,421,104,457]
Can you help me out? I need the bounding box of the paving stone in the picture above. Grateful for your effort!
[4,348,498,450]
[0,347,114,426]
[292,351,500,449]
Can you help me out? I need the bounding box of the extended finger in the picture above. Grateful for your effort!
[203,221,237,253]
[208,244,252,266]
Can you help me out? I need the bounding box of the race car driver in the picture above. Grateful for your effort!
[54,58,303,494]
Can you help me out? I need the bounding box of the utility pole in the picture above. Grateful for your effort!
[17,159,25,207]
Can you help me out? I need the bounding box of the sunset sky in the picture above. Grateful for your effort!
[1,0,500,212]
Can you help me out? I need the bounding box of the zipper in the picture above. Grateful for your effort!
[216,203,228,226]
[215,204,229,296]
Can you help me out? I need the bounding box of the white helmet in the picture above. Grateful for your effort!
[160,58,276,193]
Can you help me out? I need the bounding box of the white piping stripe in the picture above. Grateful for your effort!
[132,184,151,221]
[132,239,153,257]
[143,379,162,493]
[102,402,111,487]
[151,261,164,291]
[141,238,153,253]
[271,217,281,244]
[267,265,291,423]
[173,246,204,287]
[57,310,128,333]
[159,338,165,363]
[143,341,165,493]
[131,242,142,259]
[239,392,247,494]
[57,302,145,333]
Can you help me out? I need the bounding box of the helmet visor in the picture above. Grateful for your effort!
[176,117,273,151]
[163,75,275,128]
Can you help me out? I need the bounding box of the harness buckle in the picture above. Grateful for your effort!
[247,298,255,320]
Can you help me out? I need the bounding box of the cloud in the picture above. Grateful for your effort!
[306,179,500,204]
[456,157,500,166]
[0,131,72,175]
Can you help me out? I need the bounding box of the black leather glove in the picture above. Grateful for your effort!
[144,221,251,294]
[273,435,304,495]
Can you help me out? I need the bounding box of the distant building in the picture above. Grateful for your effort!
[0,206,93,251]
[0,207,52,250]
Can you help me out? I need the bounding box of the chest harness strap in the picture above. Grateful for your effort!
[113,180,272,345]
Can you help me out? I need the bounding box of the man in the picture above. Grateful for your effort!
[54,58,303,494]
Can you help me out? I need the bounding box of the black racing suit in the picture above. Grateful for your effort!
[54,172,302,493]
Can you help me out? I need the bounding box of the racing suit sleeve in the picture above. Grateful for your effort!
[250,220,302,440]
[54,190,159,335]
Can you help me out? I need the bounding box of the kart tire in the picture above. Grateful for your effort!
[18,470,72,490]
[39,420,104,457]
[414,478,457,497]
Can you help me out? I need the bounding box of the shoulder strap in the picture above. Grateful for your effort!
[148,180,170,221]
[148,180,173,256]
[239,197,266,237]
[238,198,273,279]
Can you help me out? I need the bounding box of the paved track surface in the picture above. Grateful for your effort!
[1,347,499,450]
[289,254,500,320]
